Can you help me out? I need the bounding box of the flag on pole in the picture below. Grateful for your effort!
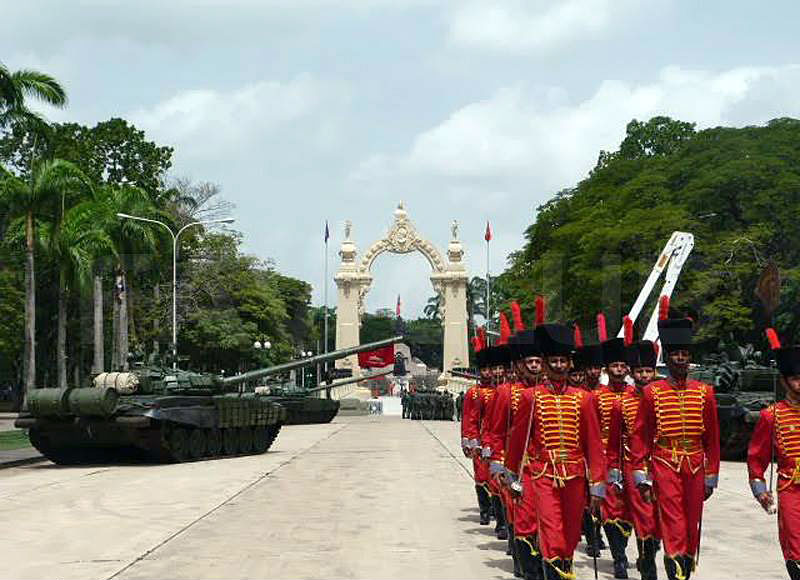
[324,220,330,243]
[484,220,492,242]
[396,294,402,317]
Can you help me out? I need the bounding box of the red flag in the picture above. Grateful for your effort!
[358,345,395,369]
[484,220,492,242]
[396,294,401,317]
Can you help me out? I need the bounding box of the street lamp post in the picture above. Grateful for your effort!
[117,213,234,368]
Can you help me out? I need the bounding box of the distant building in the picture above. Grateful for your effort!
[374,308,396,319]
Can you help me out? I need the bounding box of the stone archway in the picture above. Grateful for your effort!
[334,203,469,390]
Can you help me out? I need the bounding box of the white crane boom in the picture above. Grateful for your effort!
[616,231,694,346]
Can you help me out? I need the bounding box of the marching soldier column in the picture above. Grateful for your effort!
[459,296,727,580]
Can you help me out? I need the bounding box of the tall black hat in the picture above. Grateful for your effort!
[488,345,513,367]
[602,337,627,365]
[511,329,541,360]
[656,296,694,354]
[581,344,604,367]
[777,347,800,377]
[657,318,694,353]
[472,327,489,369]
[627,340,657,369]
[767,329,800,377]
[534,324,574,357]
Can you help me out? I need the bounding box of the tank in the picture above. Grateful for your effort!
[690,345,780,460]
[256,384,341,425]
[14,336,402,464]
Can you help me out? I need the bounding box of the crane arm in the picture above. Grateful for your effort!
[617,231,694,345]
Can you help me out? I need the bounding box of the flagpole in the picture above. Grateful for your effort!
[485,221,491,345]
[324,223,329,355]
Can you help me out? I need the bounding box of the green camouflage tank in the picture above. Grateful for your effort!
[15,336,402,465]
[690,345,780,460]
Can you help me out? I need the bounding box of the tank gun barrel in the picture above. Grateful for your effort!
[305,369,393,394]
[222,336,403,386]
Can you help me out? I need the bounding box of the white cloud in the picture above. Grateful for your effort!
[354,64,800,192]
[129,75,348,160]
[446,0,644,53]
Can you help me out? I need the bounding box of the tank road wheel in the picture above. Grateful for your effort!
[206,429,222,457]
[251,427,269,454]
[238,427,254,454]
[222,428,239,455]
[188,429,207,460]
[167,427,189,462]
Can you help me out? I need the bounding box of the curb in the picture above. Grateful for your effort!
[0,453,46,469]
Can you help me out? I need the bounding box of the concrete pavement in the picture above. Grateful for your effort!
[0,416,788,579]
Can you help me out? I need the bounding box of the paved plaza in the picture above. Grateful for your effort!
[0,415,786,579]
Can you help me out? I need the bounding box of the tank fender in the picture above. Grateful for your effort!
[143,406,217,428]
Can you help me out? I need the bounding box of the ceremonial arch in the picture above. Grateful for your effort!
[334,203,469,388]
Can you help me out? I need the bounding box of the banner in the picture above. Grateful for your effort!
[358,345,395,369]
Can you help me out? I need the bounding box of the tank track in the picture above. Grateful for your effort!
[28,422,283,465]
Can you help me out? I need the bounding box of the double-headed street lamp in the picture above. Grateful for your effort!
[117,213,235,368]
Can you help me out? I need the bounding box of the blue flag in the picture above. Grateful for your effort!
[324,220,329,243]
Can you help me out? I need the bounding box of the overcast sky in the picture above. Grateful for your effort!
[3,0,800,318]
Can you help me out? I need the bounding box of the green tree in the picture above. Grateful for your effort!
[504,116,800,354]
[0,159,92,393]
[0,61,66,125]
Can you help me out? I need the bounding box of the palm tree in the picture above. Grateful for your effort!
[0,61,67,125]
[423,293,441,321]
[52,197,117,388]
[89,185,159,370]
[0,159,91,394]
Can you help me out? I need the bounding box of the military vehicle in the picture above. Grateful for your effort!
[14,336,402,465]
[690,345,780,459]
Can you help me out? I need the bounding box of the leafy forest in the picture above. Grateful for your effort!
[0,62,318,406]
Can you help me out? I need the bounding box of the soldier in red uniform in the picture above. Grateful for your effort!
[608,339,660,580]
[506,323,607,580]
[747,329,800,580]
[486,329,544,578]
[595,328,635,579]
[571,323,608,558]
[482,304,536,575]
[630,302,720,580]
[462,329,494,525]
[483,338,511,542]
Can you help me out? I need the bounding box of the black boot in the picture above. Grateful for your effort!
[664,554,687,580]
[543,558,568,580]
[476,485,491,525]
[508,528,522,578]
[638,538,658,580]
[682,555,694,580]
[492,495,508,540]
[515,537,543,580]
[603,522,630,579]
[582,511,600,557]
[788,560,800,580]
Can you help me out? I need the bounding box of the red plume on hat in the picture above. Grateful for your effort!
[470,336,481,352]
[597,312,608,342]
[535,296,546,326]
[623,316,634,347]
[498,312,512,345]
[472,326,487,352]
[659,295,670,321]
[574,324,584,349]
[766,328,782,350]
[511,301,525,332]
